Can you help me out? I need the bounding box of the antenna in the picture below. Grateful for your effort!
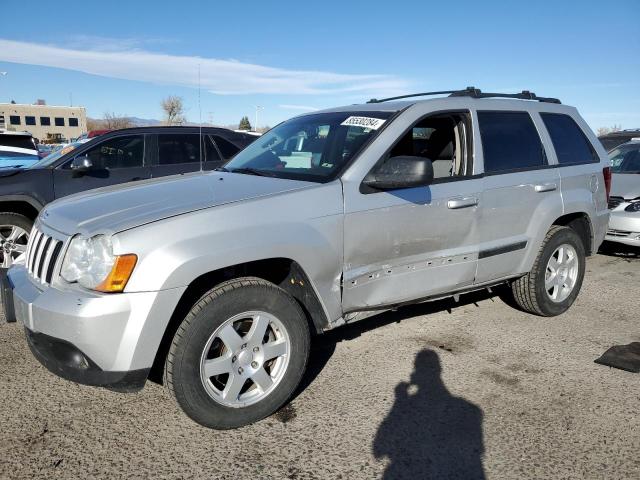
[198,64,203,172]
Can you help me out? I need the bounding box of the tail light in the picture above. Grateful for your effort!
[603,167,612,203]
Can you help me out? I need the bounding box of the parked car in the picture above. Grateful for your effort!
[605,139,640,247]
[73,130,112,142]
[4,88,610,429]
[0,126,255,267]
[598,128,640,151]
[0,131,39,168]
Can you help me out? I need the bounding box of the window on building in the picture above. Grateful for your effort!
[54,117,65,127]
[40,117,51,126]
[25,116,36,126]
[68,117,79,127]
[9,116,21,125]
[478,111,546,173]
[540,113,599,164]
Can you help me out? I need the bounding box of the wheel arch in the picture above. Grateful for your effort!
[0,196,43,220]
[148,257,328,384]
[552,211,593,255]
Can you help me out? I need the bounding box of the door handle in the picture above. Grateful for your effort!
[447,196,479,209]
[534,183,557,192]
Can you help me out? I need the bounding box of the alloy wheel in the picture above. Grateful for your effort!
[199,311,291,408]
[545,243,579,303]
[0,225,29,268]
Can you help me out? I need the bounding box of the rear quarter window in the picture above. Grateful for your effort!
[540,113,599,164]
[478,111,546,173]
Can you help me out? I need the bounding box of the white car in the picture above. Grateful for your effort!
[0,131,39,168]
[606,140,640,247]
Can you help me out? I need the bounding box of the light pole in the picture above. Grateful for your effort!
[254,105,263,132]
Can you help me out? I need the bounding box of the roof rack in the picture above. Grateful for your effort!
[367,86,561,104]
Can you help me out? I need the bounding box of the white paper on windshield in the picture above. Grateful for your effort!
[340,116,386,130]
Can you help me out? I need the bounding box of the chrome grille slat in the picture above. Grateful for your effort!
[25,225,65,285]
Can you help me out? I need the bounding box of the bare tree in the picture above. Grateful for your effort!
[86,118,105,131]
[102,112,134,130]
[597,125,622,136]
[161,96,185,125]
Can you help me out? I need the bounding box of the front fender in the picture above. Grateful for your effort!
[114,183,345,324]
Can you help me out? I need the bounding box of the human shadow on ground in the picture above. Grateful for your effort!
[373,349,486,479]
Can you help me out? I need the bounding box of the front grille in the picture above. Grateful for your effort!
[607,229,632,237]
[608,196,624,210]
[25,226,64,284]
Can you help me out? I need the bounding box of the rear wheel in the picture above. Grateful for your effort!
[164,277,310,429]
[509,226,586,316]
[0,213,33,269]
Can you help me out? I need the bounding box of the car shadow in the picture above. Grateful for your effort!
[293,288,497,401]
[373,348,486,479]
[598,241,640,260]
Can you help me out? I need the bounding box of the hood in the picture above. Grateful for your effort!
[611,173,640,200]
[41,171,315,235]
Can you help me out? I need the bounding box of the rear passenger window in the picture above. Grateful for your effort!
[478,112,546,173]
[158,134,200,165]
[540,113,598,164]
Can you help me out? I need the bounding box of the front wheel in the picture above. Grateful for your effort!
[0,213,33,269]
[509,226,586,316]
[164,277,310,429]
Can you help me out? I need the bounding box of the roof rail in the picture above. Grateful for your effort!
[368,86,561,104]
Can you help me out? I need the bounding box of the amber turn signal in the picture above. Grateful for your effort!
[95,254,138,293]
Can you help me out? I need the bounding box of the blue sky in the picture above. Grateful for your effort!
[1,0,638,129]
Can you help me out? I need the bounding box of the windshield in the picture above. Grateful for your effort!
[31,141,87,168]
[223,111,393,182]
[609,143,640,173]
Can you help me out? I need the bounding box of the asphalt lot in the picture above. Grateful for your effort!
[0,246,639,480]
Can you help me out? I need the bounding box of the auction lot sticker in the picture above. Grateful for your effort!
[341,116,386,130]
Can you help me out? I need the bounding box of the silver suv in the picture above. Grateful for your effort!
[4,88,611,429]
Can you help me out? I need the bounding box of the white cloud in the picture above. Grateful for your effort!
[0,39,410,96]
[279,104,320,111]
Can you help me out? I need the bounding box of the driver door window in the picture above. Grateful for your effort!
[81,135,145,170]
[386,113,472,181]
[54,135,150,199]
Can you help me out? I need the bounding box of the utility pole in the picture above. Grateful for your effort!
[254,105,263,132]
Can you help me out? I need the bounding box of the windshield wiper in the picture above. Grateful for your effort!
[228,167,274,177]
[214,166,230,172]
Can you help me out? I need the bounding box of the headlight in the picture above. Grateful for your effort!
[61,235,137,292]
[625,201,640,213]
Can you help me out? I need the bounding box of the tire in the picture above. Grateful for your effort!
[509,226,586,317]
[164,277,310,429]
[0,213,33,269]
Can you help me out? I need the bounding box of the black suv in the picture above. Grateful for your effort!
[0,126,256,267]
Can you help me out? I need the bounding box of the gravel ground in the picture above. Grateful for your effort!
[0,247,639,479]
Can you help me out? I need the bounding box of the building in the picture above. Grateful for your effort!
[0,102,87,142]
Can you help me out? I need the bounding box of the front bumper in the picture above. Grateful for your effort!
[25,328,149,392]
[7,265,186,390]
[605,210,640,247]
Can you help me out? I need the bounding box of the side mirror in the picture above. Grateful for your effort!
[70,155,93,176]
[363,155,434,190]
